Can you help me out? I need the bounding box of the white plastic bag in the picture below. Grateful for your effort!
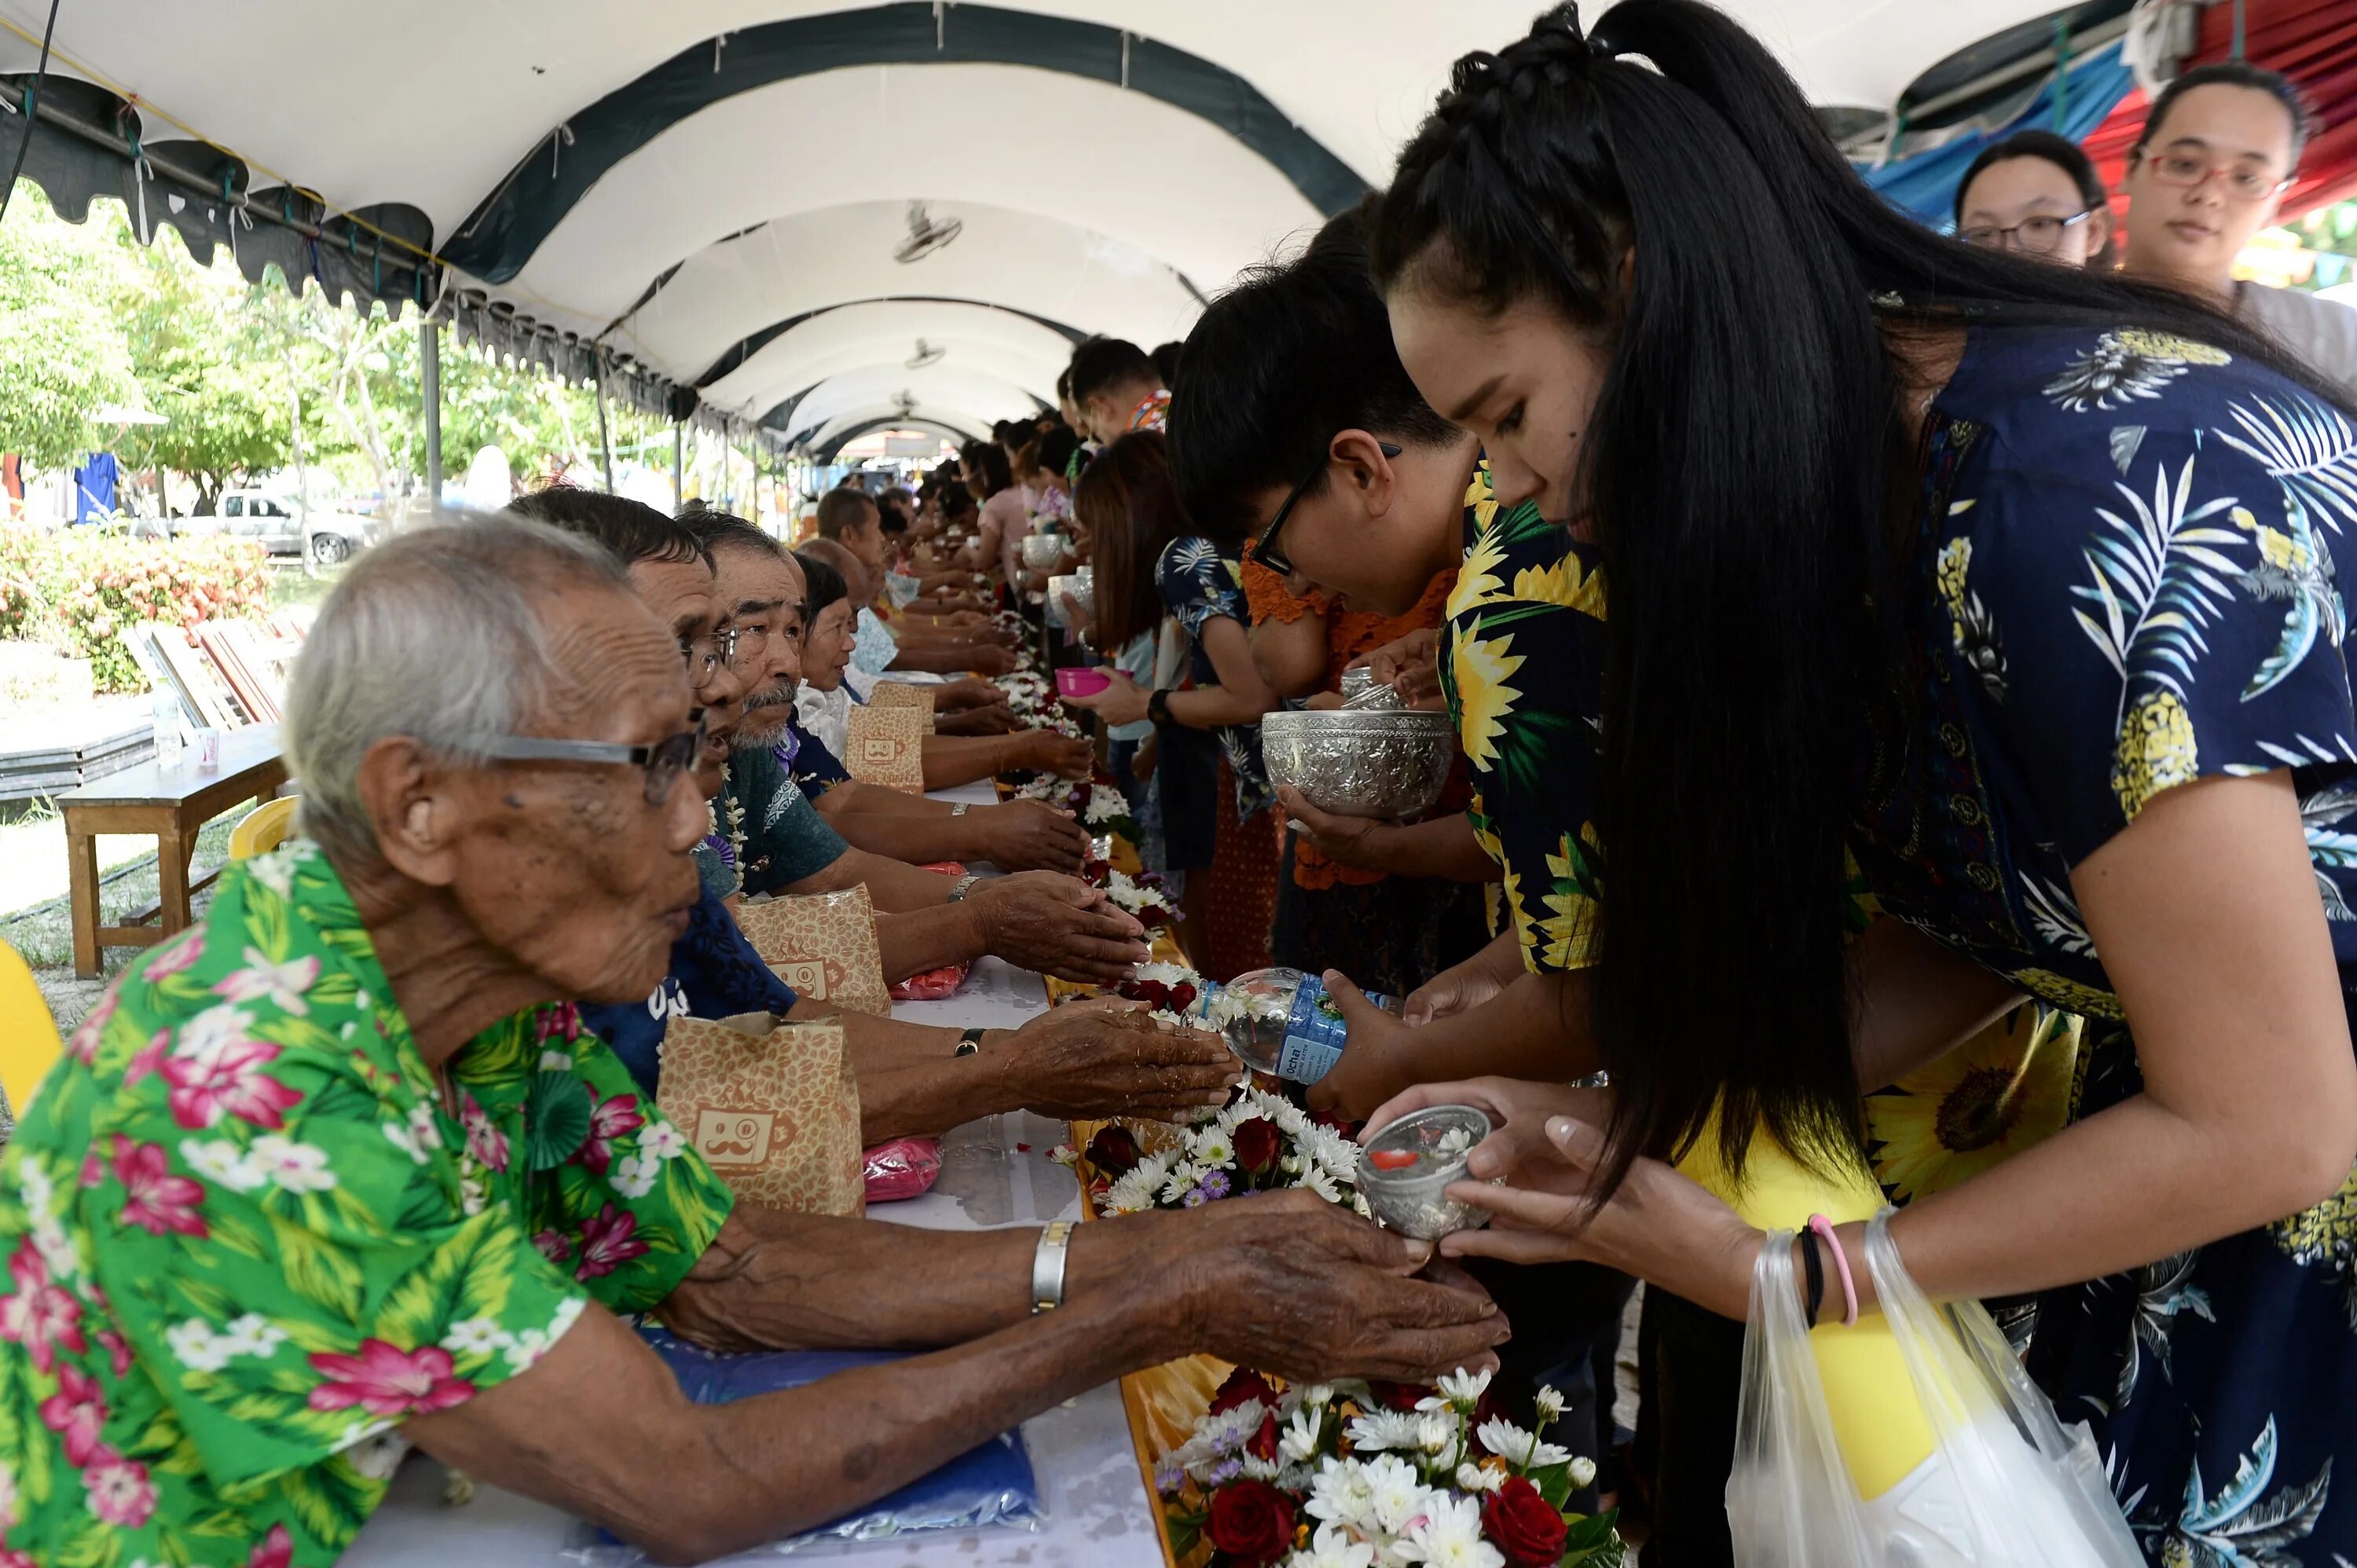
[1727,1211,2145,1568]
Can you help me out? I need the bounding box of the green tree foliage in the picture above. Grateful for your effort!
[0,185,138,467]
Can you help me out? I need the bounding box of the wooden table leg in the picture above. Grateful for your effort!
[65,818,101,979]
[156,822,194,938]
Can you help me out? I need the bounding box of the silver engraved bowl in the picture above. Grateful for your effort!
[1260,707,1454,819]
[1357,1105,1494,1240]
[1021,533,1069,571]
[1047,572,1094,632]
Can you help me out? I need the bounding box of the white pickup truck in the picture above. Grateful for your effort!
[193,490,382,565]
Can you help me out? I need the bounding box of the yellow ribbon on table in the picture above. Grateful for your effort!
[1069,1116,1228,1568]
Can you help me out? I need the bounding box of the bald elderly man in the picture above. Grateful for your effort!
[0,515,1505,1567]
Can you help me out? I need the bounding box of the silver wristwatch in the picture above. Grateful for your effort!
[947,872,981,901]
[950,802,970,817]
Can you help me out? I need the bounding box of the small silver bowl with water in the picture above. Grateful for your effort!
[1048,571,1094,633]
[1358,1105,1493,1240]
[1021,533,1069,571]
[1261,707,1454,819]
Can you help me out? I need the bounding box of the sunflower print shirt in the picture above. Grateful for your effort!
[1861,322,2357,1566]
[0,839,734,1567]
[1157,534,1274,819]
[1437,462,1609,972]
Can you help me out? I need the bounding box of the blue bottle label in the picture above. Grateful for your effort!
[1276,975,1391,1084]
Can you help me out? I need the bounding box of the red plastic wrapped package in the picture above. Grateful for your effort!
[863,1138,944,1203]
[890,962,970,1001]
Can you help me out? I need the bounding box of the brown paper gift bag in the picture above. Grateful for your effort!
[733,885,893,1016]
[869,680,937,735]
[658,1012,865,1215]
[843,703,927,793]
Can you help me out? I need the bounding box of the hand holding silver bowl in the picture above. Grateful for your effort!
[1358,1105,1494,1240]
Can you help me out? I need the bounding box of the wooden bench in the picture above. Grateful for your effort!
[58,724,288,978]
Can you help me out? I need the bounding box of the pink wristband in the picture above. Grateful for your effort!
[1808,1214,1858,1328]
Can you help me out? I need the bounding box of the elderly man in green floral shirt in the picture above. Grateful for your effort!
[0,515,1505,1568]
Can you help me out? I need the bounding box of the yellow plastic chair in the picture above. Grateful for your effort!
[227,796,300,859]
[0,938,64,1119]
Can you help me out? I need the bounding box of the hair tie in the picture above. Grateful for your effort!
[1808,1214,1858,1328]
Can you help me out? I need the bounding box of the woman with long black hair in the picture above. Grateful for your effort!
[1354,2,2357,1563]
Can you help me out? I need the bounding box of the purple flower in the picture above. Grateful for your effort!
[1181,1186,1208,1208]
[1154,1465,1186,1497]
[1204,1457,1244,1486]
[1198,1168,1232,1201]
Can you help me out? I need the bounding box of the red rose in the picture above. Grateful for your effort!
[1204,1478,1296,1566]
[1483,1475,1569,1567]
[1367,1380,1429,1412]
[1168,980,1199,1012]
[1233,1117,1281,1174]
[1208,1367,1280,1416]
[1246,1409,1280,1463]
[1085,1124,1142,1176]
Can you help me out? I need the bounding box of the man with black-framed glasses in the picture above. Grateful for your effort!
[2120,61,2357,403]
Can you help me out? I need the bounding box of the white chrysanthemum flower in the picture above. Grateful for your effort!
[1241,1452,1283,1482]
[1362,1453,1431,1537]
[1159,1163,1203,1206]
[1397,1490,1504,1568]
[1436,1368,1494,1410]
[1533,1384,1565,1424]
[1299,1163,1344,1204]
[1294,1383,1336,1410]
[1476,1416,1572,1470]
[1455,1462,1504,1493]
[1416,1412,1461,1469]
[1189,1130,1234,1167]
[1292,1522,1379,1568]
[1281,1154,1304,1175]
[1169,1401,1270,1472]
[1567,1454,1598,1491]
[1346,1409,1422,1453]
[1281,1407,1325,1464]
[1305,1456,1375,1530]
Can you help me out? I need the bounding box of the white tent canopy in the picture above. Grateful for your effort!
[0,0,2098,447]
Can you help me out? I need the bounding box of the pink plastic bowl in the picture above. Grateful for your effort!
[1055,668,1112,699]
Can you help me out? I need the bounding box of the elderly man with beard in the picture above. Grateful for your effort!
[0,513,1507,1568]
[686,508,1088,872]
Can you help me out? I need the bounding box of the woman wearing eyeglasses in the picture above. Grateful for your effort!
[2119,63,2357,404]
[1954,129,2117,269]
[1067,432,1285,980]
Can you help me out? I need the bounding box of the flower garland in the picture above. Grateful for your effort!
[1055,1086,1366,1214]
[1155,1366,1623,1568]
[702,793,748,871]
[1102,867,1178,929]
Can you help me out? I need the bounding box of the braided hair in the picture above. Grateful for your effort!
[1373,0,2336,1200]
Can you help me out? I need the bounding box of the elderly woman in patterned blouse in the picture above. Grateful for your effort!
[0,515,1507,1568]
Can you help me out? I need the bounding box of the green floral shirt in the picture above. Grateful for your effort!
[0,839,734,1567]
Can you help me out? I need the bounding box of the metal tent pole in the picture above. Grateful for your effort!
[593,352,616,493]
[674,423,686,508]
[420,318,443,507]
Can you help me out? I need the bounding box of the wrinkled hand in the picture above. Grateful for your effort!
[1011,728,1094,779]
[1303,971,1415,1122]
[1003,998,1243,1120]
[977,799,1091,874]
[1176,1192,1510,1383]
[937,702,1017,736]
[1356,628,1445,710]
[1277,786,1397,873]
[1426,1103,1760,1320]
[935,678,1003,712]
[969,870,1150,984]
[1065,668,1150,729]
[966,644,1020,677]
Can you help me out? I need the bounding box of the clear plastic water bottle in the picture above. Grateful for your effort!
[1189,966,1398,1084]
[152,687,182,768]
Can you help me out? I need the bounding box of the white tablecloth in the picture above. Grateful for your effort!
[343,777,1168,1567]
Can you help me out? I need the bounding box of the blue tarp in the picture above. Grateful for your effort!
[1861,42,2139,229]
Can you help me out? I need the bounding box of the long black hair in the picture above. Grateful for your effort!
[1370,0,2338,1197]
[1954,129,2119,270]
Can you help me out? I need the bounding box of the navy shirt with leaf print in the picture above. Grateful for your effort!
[1853,321,2357,1568]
